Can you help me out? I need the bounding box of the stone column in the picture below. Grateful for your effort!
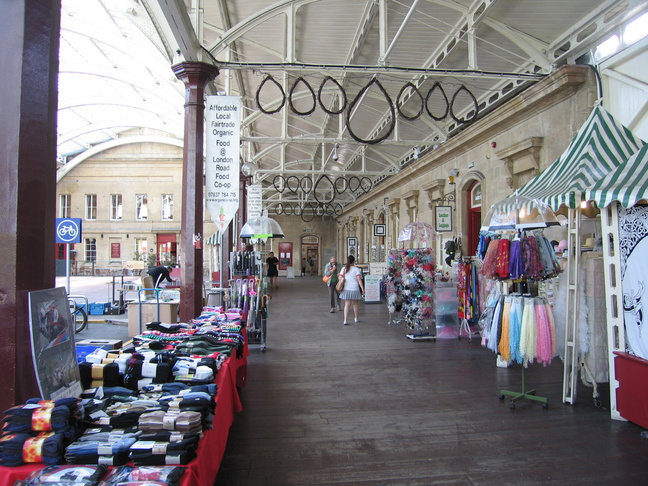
[0,0,61,410]
[172,62,219,321]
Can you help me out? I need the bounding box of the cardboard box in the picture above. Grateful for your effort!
[76,339,123,350]
[128,301,179,336]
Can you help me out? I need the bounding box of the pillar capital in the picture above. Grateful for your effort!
[172,61,219,85]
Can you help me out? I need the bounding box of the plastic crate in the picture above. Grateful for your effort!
[89,301,110,315]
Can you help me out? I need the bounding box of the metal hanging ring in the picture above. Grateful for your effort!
[450,85,479,125]
[301,202,316,222]
[272,175,286,194]
[425,81,449,121]
[334,177,348,194]
[256,75,286,115]
[396,82,424,121]
[286,175,300,194]
[300,176,313,193]
[289,76,317,116]
[346,78,395,145]
[318,76,348,115]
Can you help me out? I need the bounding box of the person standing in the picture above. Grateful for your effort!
[338,255,365,325]
[266,251,279,289]
[308,256,315,276]
[324,256,342,313]
[301,257,307,277]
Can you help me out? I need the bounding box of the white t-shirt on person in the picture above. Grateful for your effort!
[340,265,361,291]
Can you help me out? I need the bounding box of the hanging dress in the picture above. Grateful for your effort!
[495,238,511,279]
[481,238,500,279]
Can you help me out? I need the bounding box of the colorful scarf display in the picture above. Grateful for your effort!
[385,248,435,330]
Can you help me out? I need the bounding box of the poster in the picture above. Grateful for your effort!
[205,96,241,231]
[364,274,382,303]
[247,184,263,219]
[28,287,82,400]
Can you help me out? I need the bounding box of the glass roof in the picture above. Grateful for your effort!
[58,0,183,163]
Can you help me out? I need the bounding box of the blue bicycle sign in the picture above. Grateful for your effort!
[55,218,82,244]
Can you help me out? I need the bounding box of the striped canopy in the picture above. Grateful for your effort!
[586,144,648,208]
[516,105,645,210]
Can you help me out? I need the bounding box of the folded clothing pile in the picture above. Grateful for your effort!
[0,398,81,466]
[129,433,200,465]
[64,436,137,466]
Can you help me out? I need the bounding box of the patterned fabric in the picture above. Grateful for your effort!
[495,238,510,279]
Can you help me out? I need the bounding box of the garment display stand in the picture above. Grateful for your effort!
[498,366,549,409]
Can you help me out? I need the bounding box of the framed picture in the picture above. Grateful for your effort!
[373,224,386,237]
[346,237,357,258]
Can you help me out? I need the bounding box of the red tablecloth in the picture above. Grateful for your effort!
[0,342,247,486]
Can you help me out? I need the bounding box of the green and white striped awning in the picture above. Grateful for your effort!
[516,105,645,210]
[586,144,648,208]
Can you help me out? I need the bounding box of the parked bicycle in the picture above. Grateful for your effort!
[68,297,88,333]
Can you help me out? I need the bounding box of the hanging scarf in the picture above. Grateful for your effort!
[508,238,525,281]
[522,236,544,280]
[498,296,512,361]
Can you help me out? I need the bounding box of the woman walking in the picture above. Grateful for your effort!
[338,255,365,326]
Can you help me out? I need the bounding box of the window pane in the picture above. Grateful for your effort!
[162,194,173,220]
[111,194,122,220]
[59,194,71,218]
[135,238,147,260]
[136,194,148,220]
[85,238,97,262]
[85,194,97,220]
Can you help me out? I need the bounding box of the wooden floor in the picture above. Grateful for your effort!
[215,276,648,485]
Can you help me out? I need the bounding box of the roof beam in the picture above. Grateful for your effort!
[142,0,203,62]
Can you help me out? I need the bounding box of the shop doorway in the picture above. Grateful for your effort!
[466,181,482,257]
[301,235,319,276]
[157,233,177,266]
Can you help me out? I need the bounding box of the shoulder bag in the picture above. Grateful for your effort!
[335,270,345,292]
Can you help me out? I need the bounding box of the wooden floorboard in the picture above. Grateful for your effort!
[215,276,648,485]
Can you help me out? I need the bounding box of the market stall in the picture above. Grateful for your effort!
[0,306,249,486]
[585,143,648,427]
[480,104,645,407]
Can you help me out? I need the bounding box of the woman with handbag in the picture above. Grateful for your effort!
[323,256,341,313]
[338,255,365,326]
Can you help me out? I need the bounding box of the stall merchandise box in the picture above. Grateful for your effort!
[128,301,179,336]
[89,301,111,315]
[76,339,123,350]
[614,351,648,430]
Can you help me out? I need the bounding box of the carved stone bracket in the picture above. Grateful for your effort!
[495,137,543,189]
[401,190,419,221]
[422,179,447,209]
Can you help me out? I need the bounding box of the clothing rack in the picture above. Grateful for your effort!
[498,366,549,409]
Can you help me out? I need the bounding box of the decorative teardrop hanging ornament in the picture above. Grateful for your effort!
[345,78,395,145]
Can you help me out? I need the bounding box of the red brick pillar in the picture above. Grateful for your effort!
[172,62,219,322]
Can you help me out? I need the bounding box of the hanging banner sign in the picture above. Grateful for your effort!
[435,206,453,232]
[247,184,263,219]
[205,96,241,231]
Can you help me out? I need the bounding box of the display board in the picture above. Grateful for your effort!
[364,274,382,303]
[28,287,82,400]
